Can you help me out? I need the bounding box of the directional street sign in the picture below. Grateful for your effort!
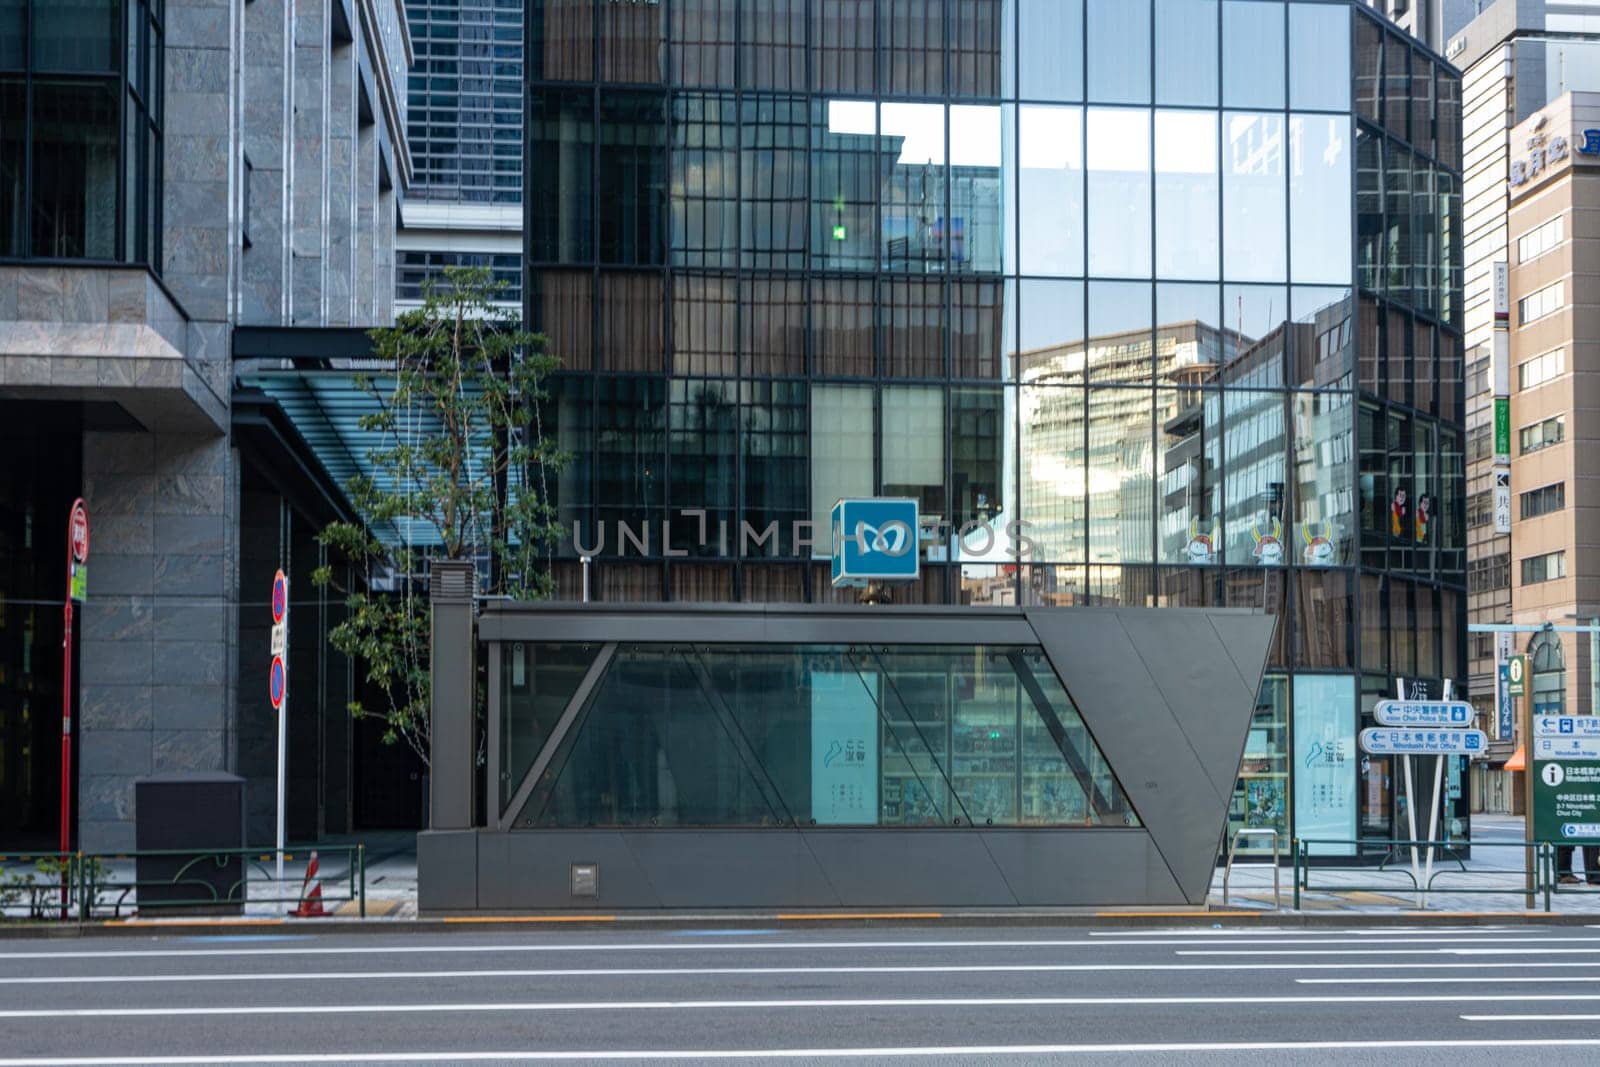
[1359,728,1488,756]
[1373,700,1473,728]
[1535,735,1600,761]
[1535,715,1600,738]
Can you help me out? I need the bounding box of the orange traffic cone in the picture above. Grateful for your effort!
[290,851,328,918]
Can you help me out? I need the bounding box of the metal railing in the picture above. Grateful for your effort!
[1223,828,1280,909]
[1292,837,1557,911]
[1,845,365,922]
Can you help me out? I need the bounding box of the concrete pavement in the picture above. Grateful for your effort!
[5,924,1600,1062]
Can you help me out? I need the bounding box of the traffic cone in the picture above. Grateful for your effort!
[290,851,328,918]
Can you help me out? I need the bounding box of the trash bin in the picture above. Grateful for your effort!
[133,772,246,915]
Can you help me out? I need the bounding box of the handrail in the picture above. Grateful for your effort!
[1223,828,1280,909]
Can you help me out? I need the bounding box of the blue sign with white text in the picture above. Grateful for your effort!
[831,498,920,586]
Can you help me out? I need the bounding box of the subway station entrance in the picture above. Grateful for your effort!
[418,578,1276,911]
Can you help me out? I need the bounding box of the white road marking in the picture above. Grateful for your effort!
[4,934,1598,962]
[1462,1014,1600,1021]
[1300,976,1600,984]
[8,991,1600,1019]
[1088,927,1518,937]
[7,1039,1600,1064]
[1179,947,1600,956]
[8,959,1600,986]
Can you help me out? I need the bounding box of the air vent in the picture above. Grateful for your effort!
[431,561,474,603]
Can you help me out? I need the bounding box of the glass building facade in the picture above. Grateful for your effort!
[525,0,1467,855]
[0,0,162,264]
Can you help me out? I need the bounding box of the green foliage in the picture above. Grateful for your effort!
[311,267,566,766]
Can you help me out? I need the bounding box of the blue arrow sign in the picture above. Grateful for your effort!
[1373,700,1473,728]
[1359,728,1487,755]
[1535,716,1600,738]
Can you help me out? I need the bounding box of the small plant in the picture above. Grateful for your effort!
[312,266,566,766]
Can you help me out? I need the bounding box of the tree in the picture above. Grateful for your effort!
[311,267,565,767]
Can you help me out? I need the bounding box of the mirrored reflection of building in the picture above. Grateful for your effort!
[525,0,1466,858]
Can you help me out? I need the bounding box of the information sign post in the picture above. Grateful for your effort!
[270,569,289,882]
[1359,684,1471,908]
[1532,715,1600,893]
[61,499,89,917]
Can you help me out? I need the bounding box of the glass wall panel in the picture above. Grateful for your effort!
[951,386,1007,531]
[1088,281,1152,384]
[1229,674,1288,854]
[812,0,875,95]
[1156,283,1222,380]
[1289,114,1352,286]
[813,276,875,376]
[1360,573,1387,674]
[811,98,878,270]
[1410,52,1434,158]
[883,0,944,97]
[1223,112,1286,283]
[950,0,1005,99]
[1222,0,1283,111]
[741,0,806,91]
[880,102,947,270]
[31,0,116,72]
[0,78,25,256]
[602,0,665,83]
[1289,287,1353,390]
[530,271,595,371]
[1158,387,1221,566]
[1155,110,1219,280]
[1087,387,1153,565]
[671,93,737,268]
[600,562,665,600]
[1,1,24,70]
[952,278,1010,380]
[672,276,737,378]
[1415,584,1439,679]
[883,385,947,522]
[1154,0,1217,107]
[1018,105,1083,276]
[1022,564,1086,605]
[498,644,600,812]
[742,275,806,375]
[1089,563,1155,607]
[741,94,807,270]
[599,92,667,265]
[531,0,595,82]
[672,564,736,601]
[600,271,665,371]
[1221,284,1285,388]
[1354,12,1380,124]
[1390,577,1415,678]
[1225,567,1287,663]
[1383,31,1409,139]
[1289,2,1351,112]
[742,380,807,558]
[1383,137,1411,300]
[595,376,666,537]
[1294,673,1356,855]
[1293,390,1355,568]
[1019,0,1082,102]
[1296,571,1354,669]
[1019,385,1085,561]
[1222,390,1288,567]
[672,0,736,87]
[1355,128,1381,294]
[882,278,944,378]
[1018,279,1084,384]
[1087,0,1150,105]
[1086,107,1151,279]
[950,103,1003,273]
[544,375,594,553]
[810,384,875,548]
[30,79,117,259]
[743,564,807,601]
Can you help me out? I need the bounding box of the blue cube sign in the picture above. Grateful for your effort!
[831,498,920,586]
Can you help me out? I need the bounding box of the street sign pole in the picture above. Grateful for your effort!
[61,499,89,918]
[1397,681,1421,904]
[1420,680,1455,910]
[271,570,289,883]
[1525,678,1534,909]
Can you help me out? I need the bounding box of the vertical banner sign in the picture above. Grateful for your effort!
[809,671,880,824]
[1507,654,1527,699]
[1293,675,1357,856]
[60,499,89,915]
[270,568,289,881]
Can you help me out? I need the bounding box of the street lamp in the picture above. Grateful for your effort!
[1563,612,1600,717]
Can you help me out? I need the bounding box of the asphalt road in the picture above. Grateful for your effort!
[5,923,1600,1063]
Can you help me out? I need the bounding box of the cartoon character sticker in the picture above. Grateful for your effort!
[1414,494,1432,544]
[1251,518,1285,566]
[1183,518,1220,564]
[1390,486,1408,539]
[1302,521,1336,566]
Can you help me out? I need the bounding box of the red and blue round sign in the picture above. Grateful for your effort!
[271,569,288,624]
[269,655,286,710]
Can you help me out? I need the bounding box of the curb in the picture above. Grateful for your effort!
[2,908,1596,939]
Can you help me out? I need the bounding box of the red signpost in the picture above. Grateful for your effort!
[61,499,89,916]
